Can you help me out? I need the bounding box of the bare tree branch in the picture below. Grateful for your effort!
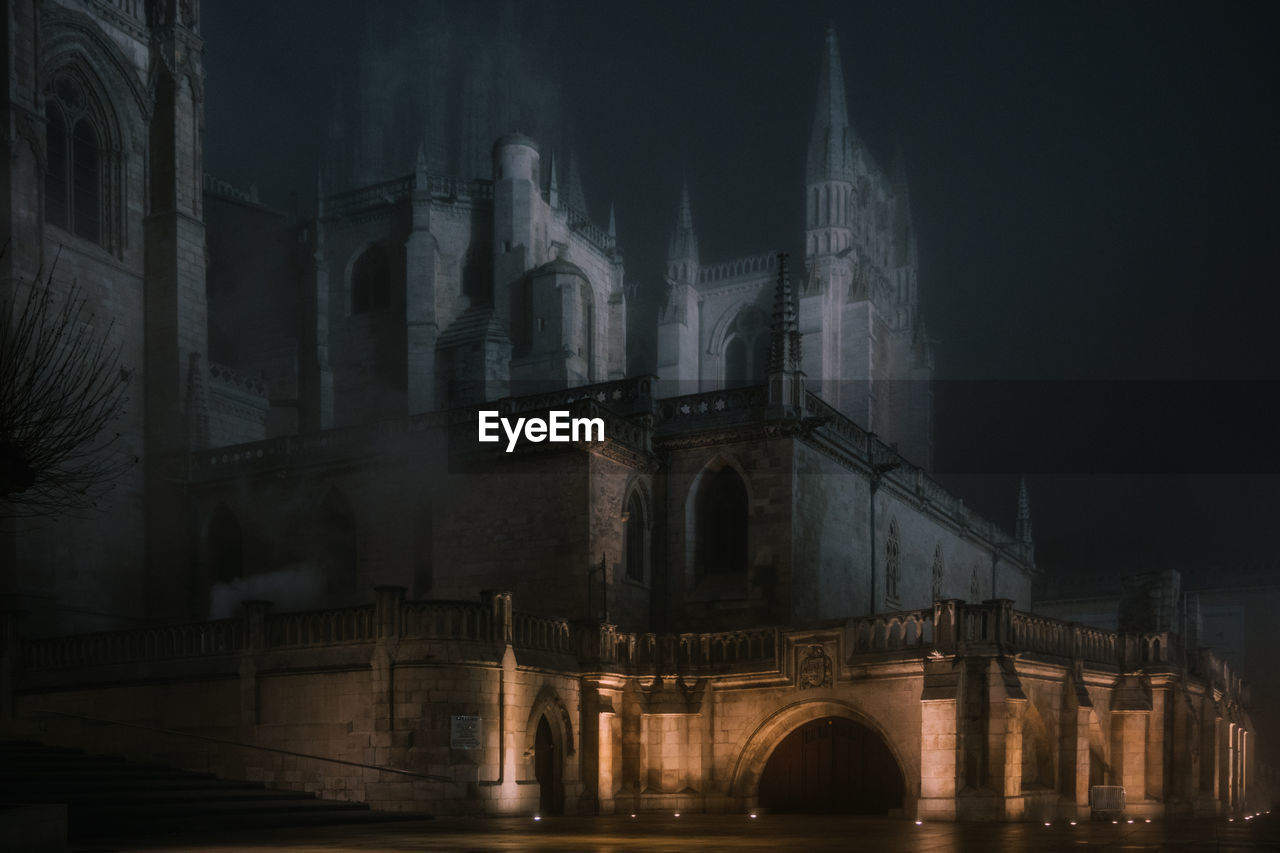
[1,245,137,519]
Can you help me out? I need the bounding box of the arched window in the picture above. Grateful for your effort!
[695,465,748,577]
[624,488,648,582]
[885,519,900,603]
[931,545,944,602]
[208,504,243,584]
[44,73,108,246]
[722,305,769,387]
[351,246,390,314]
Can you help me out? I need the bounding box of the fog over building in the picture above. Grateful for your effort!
[0,0,1265,829]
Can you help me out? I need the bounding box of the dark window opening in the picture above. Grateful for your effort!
[208,505,243,585]
[696,466,748,576]
[351,246,391,314]
[625,491,646,582]
[43,73,109,248]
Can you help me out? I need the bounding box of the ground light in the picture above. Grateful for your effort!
[915,821,923,826]
[533,816,541,821]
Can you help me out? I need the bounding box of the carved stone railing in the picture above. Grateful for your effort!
[23,619,245,670]
[511,612,573,654]
[324,173,494,219]
[13,595,1247,710]
[499,375,656,419]
[265,606,377,648]
[803,392,870,453]
[564,205,615,253]
[656,386,767,428]
[208,361,270,400]
[610,627,779,674]
[324,174,415,218]
[203,173,259,206]
[848,609,933,653]
[698,251,779,285]
[399,600,492,643]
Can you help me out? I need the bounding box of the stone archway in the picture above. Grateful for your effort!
[733,700,914,815]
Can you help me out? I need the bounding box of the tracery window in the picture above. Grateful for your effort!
[44,73,108,247]
[931,544,944,602]
[885,519,900,602]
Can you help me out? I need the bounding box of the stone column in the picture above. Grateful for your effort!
[1111,710,1149,802]
[1145,679,1172,804]
[1218,719,1234,811]
[1059,673,1093,816]
[918,656,960,820]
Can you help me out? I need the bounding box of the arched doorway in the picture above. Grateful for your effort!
[534,715,561,815]
[758,716,905,814]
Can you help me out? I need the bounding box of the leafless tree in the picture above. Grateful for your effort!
[0,251,135,519]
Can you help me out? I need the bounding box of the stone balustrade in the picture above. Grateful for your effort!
[7,596,1248,708]
[848,609,934,652]
[23,618,244,669]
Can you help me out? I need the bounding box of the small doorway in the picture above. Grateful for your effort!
[758,716,905,814]
[534,715,561,814]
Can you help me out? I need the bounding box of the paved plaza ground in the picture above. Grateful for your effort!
[71,811,1280,853]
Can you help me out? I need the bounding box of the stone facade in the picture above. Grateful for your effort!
[2,593,1256,820]
[0,2,1263,822]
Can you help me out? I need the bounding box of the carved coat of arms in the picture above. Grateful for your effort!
[798,644,833,689]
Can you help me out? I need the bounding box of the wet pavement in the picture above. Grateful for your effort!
[69,810,1280,853]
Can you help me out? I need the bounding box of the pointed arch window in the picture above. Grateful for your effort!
[623,488,648,583]
[44,72,113,248]
[885,519,900,603]
[723,305,769,387]
[931,544,944,602]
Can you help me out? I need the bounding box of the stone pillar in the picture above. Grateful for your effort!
[1146,680,1171,803]
[1111,711,1149,802]
[1218,719,1234,810]
[986,657,1026,819]
[238,600,271,727]
[1059,673,1093,816]
[918,656,960,819]
[405,156,439,415]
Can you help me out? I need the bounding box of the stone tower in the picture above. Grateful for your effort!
[799,27,933,468]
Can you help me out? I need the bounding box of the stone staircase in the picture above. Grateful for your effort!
[0,740,428,839]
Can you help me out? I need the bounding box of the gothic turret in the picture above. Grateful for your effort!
[767,253,804,416]
[805,27,854,261]
[656,181,701,391]
[667,180,699,286]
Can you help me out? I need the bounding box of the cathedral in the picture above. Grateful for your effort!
[0,0,1258,826]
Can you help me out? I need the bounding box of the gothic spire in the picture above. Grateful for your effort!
[667,180,698,281]
[807,27,854,185]
[1016,476,1034,547]
[607,202,616,241]
[769,252,801,373]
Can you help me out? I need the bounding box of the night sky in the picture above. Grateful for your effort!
[202,1,1280,598]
